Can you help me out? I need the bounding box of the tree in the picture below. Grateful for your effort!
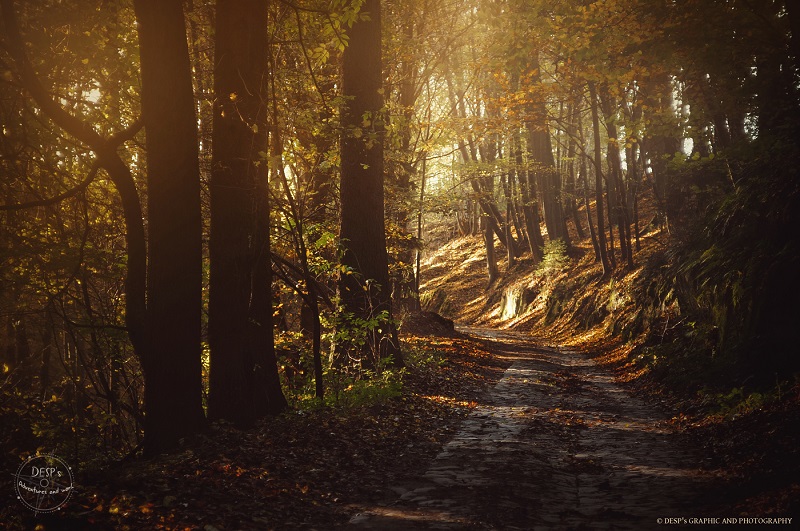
[208,0,287,426]
[133,0,205,453]
[339,0,402,368]
[588,81,611,277]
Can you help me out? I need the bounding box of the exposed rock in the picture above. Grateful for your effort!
[401,311,459,337]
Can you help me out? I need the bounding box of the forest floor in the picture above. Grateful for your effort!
[5,200,797,529]
[5,328,512,530]
[11,320,796,529]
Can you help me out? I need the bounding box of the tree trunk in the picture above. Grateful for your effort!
[483,215,499,285]
[527,56,570,248]
[414,154,427,309]
[566,104,586,239]
[599,87,633,268]
[339,0,402,369]
[208,0,286,426]
[250,177,288,413]
[641,72,681,231]
[582,154,600,261]
[515,132,544,262]
[501,173,516,267]
[134,0,205,454]
[588,82,611,277]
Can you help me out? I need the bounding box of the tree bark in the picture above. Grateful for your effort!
[208,0,286,426]
[566,104,586,239]
[598,86,633,268]
[339,0,402,369]
[134,0,205,453]
[514,132,544,262]
[526,56,570,248]
[588,82,611,277]
[483,214,499,285]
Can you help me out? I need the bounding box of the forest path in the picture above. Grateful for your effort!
[349,327,718,530]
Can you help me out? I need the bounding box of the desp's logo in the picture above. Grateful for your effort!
[15,454,74,513]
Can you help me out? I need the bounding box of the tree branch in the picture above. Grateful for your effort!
[0,163,99,211]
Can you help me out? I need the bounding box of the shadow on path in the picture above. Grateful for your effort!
[349,327,719,529]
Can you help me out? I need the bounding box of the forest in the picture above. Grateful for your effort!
[1,0,798,528]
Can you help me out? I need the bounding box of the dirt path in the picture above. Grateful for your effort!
[349,328,718,529]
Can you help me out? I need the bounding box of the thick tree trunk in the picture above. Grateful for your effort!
[208,0,286,426]
[339,0,402,369]
[134,0,205,453]
[529,123,569,247]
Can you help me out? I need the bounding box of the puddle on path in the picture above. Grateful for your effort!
[349,328,717,530]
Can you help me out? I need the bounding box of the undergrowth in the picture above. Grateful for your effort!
[289,338,448,411]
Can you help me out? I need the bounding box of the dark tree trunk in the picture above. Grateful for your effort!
[588,82,611,277]
[391,18,419,312]
[483,215,499,285]
[339,0,402,369]
[250,178,288,413]
[508,168,528,251]
[501,173,516,267]
[208,0,286,426]
[582,154,600,261]
[515,133,544,263]
[529,123,569,246]
[527,56,570,248]
[134,0,205,454]
[598,87,633,268]
[566,104,586,239]
[641,72,681,231]
[627,143,642,252]
[575,95,600,260]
